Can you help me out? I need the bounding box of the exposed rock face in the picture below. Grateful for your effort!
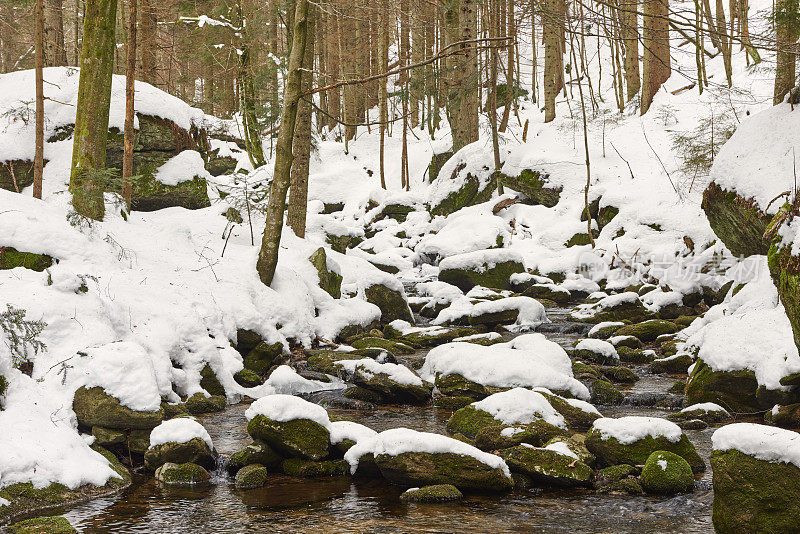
[701,182,771,256]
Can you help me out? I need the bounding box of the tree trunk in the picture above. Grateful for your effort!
[256,0,309,287]
[70,0,118,220]
[543,0,561,122]
[287,2,315,238]
[122,0,137,209]
[443,0,479,152]
[34,0,45,199]
[617,0,641,100]
[325,6,341,129]
[44,0,68,66]
[139,0,157,85]
[378,0,388,189]
[640,0,670,114]
[774,0,799,104]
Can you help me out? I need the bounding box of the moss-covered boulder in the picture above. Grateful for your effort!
[494,169,562,207]
[400,484,463,503]
[8,516,77,533]
[594,463,639,490]
[374,451,512,491]
[616,347,655,364]
[445,405,500,439]
[667,403,732,426]
[233,368,262,388]
[572,294,652,324]
[640,450,694,494]
[388,325,478,349]
[154,462,210,486]
[589,379,624,406]
[764,403,800,428]
[711,448,800,533]
[439,253,525,291]
[350,337,414,355]
[701,182,771,256]
[144,437,216,471]
[429,164,496,217]
[234,463,270,489]
[185,393,226,414]
[346,367,431,405]
[364,282,413,324]
[435,373,490,400]
[227,440,282,473]
[468,307,519,328]
[650,353,694,374]
[309,247,342,299]
[0,160,37,193]
[281,458,349,477]
[428,151,455,184]
[538,392,601,430]
[595,365,639,384]
[521,284,571,304]
[472,422,568,451]
[684,359,760,414]
[614,320,681,342]
[585,422,704,474]
[247,415,330,460]
[73,386,163,430]
[768,240,800,356]
[499,445,593,487]
[243,341,284,375]
[588,322,625,339]
[0,247,54,272]
[199,364,226,397]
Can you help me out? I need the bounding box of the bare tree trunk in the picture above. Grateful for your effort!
[257,0,309,286]
[70,0,117,220]
[287,2,315,238]
[640,0,670,114]
[44,0,68,66]
[774,0,798,104]
[122,0,137,210]
[617,0,641,100]
[34,0,45,199]
[716,0,732,86]
[443,0,479,152]
[325,6,341,130]
[498,0,514,132]
[543,0,561,122]
[139,0,157,84]
[378,0,388,189]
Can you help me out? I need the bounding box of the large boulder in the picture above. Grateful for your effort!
[309,247,342,299]
[227,440,282,473]
[640,450,694,494]
[614,320,681,342]
[585,417,705,474]
[245,395,331,460]
[400,484,463,503]
[375,451,511,491]
[0,247,54,272]
[768,239,800,351]
[711,423,800,533]
[154,462,210,486]
[364,282,413,324]
[684,359,760,414]
[335,359,431,404]
[144,418,216,471]
[438,250,525,291]
[499,444,594,487]
[493,169,561,207]
[73,386,163,430]
[571,292,652,324]
[429,162,496,217]
[702,182,771,256]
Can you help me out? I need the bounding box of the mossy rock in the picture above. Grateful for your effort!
[374,451,512,491]
[199,364,225,396]
[640,450,694,494]
[572,361,604,380]
[233,368,262,388]
[768,241,800,352]
[309,247,342,299]
[565,231,598,248]
[594,463,639,489]
[350,337,414,355]
[605,477,644,495]
[306,350,371,376]
[611,336,643,349]
[247,415,330,460]
[499,445,593,487]
[161,401,189,419]
[234,463,270,489]
[243,341,284,375]
[614,320,681,342]
[616,346,655,364]
[439,260,524,292]
[8,516,77,533]
[521,284,571,304]
[428,151,455,184]
[364,283,413,324]
[573,343,619,366]
[144,437,216,471]
[585,427,705,474]
[472,422,568,451]
[494,169,562,207]
[684,359,760,414]
[0,159,36,193]
[588,322,624,339]
[589,379,624,406]
[576,298,653,324]
[227,440,282,474]
[668,405,731,426]
[73,386,163,430]
[433,395,476,410]
[127,174,210,212]
[701,182,771,257]
[281,458,349,477]
[764,403,800,428]
[434,373,490,400]
[468,307,519,328]
[711,448,800,533]
[445,405,499,439]
[343,385,386,404]
[650,353,693,374]
[392,327,478,349]
[154,462,210,486]
[429,165,496,217]
[91,426,150,454]
[544,435,596,467]
[348,367,431,405]
[400,484,463,503]
[595,365,638,384]
[185,393,226,414]
[236,329,263,354]
[0,247,54,272]
[538,392,601,430]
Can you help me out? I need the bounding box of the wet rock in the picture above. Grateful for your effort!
[537,392,601,430]
[468,307,519,328]
[364,282,414,324]
[622,392,669,407]
[572,293,652,324]
[605,477,644,495]
[281,458,349,477]
[616,347,655,364]
[494,169,562,207]
[154,462,210,486]
[433,395,475,410]
[73,386,163,430]
[609,336,644,349]
[472,422,568,451]
[247,415,330,460]
[685,359,760,414]
[304,390,377,411]
[350,337,415,355]
[640,451,694,495]
[594,365,639,384]
[544,436,596,467]
[589,379,624,406]
[588,322,624,339]
[227,440,282,473]
[343,386,387,405]
[346,364,431,405]
[7,516,77,534]
[400,484,463,503]
[499,445,593,488]
[594,464,639,490]
[374,451,512,491]
[234,463,270,489]
[650,353,694,374]
[429,164,496,217]
[144,437,216,471]
[185,393,226,414]
[614,320,681,342]
[309,247,342,299]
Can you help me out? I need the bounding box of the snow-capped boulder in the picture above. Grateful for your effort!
[154,462,210,486]
[639,450,694,495]
[499,444,593,487]
[427,146,497,217]
[438,249,525,291]
[73,386,163,430]
[585,417,705,474]
[245,395,331,460]
[667,402,732,426]
[494,168,562,207]
[144,418,216,471]
[570,292,652,323]
[614,320,681,342]
[573,339,619,366]
[334,359,431,404]
[711,423,800,533]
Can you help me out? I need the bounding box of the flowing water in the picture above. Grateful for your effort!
[57,306,715,533]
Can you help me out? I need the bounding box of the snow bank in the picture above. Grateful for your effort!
[574,339,619,361]
[343,427,511,478]
[681,402,729,414]
[438,249,524,272]
[335,358,423,386]
[244,394,332,430]
[591,417,683,445]
[712,423,800,468]
[329,421,377,445]
[471,388,567,428]
[415,205,510,259]
[154,150,212,186]
[149,418,213,449]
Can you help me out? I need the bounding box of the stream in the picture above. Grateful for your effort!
[58,305,715,533]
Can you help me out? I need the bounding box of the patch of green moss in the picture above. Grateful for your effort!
[281,458,349,478]
[154,462,210,486]
[0,247,54,272]
[589,379,624,406]
[72,386,163,429]
[445,405,498,439]
[234,463,270,488]
[435,374,490,400]
[364,283,413,324]
[585,428,705,474]
[684,359,760,414]
[494,169,562,207]
[8,516,76,533]
[144,437,216,471]
[247,415,331,460]
[498,446,593,487]
[702,182,771,256]
[184,393,226,414]
[640,451,694,494]
[400,484,463,503]
[614,320,681,342]
[233,368,262,388]
[309,247,342,299]
[243,341,284,374]
[199,364,225,396]
[228,440,282,473]
[439,260,525,291]
[375,451,512,491]
[350,337,414,354]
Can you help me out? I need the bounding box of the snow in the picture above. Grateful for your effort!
[335,358,423,387]
[681,402,729,414]
[329,420,377,445]
[500,427,524,437]
[471,388,568,428]
[574,339,619,361]
[263,365,342,395]
[469,297,548,328]
[572,292,641,320]
[244,394,332,430]
[420,335,590,400]
[0,497,7,507]
[657,459,668,470]
[712,423,800,468]
[543,441,579,460]
[154,150,212,186]
[438,249,524,272]
[415,205,510,259]
[149,418,213,450]
[453,332,502,342]
[343,428,512,478]
[592,417,683,445]
[588,322,624,337]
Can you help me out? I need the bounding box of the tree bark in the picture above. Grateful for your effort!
[617,0,641,100]
[44,0,68,66]
[543,0,561,122]
[139,0,157,85]
[640,0,670,114]
[34,0,45,199]
[774,0,799,104]
[257,0,309,287]
[70,0,118,220]
[443,0,479,152]
[122,0,137,209]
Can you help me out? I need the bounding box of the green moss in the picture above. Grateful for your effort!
[439,260,525,291]
[473,422,567,451]
[144,437,216,471]
[184,393,226,414]
[343,385,386,404]
[247,415,330,460]
[589,379,625,406]
[445,405,498,439]
[606,478,644,494]
[640,451,694,494]
[374,451,512,491]
[616,346,654,364]
[281,458,349,477]
[494,169,562,207]
[8,516,77,533]
[350,337,415,354]
[539,392,601,430]
[154,462,211,486]
[199,364,225,396]
[72,386,163,429]
[0,247,54,272]
[233,368,262,388]
[429,164,496,217]
[433,395,475,410]
[585,428,705,474]
[702,182,771,256]
[400,484,463,503]
[499,446,593,487]
[595,464,639,486]
[309,247,342,299]
[564,231,598,248]
[650,353,694,374]
[364,283,413,324]
[243,341,284,374]
[614,320,681,342]
[346,365,431,405]
[468,307,519,327]
[595,365,639,384]
[393,327,478,348]
[768,241,800,351]
[435,374,490,400]
[711,448,800,533]
[234,463,270,488]
[228,440,282,474]
[684,359,760,414]
[521,284,571,304]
